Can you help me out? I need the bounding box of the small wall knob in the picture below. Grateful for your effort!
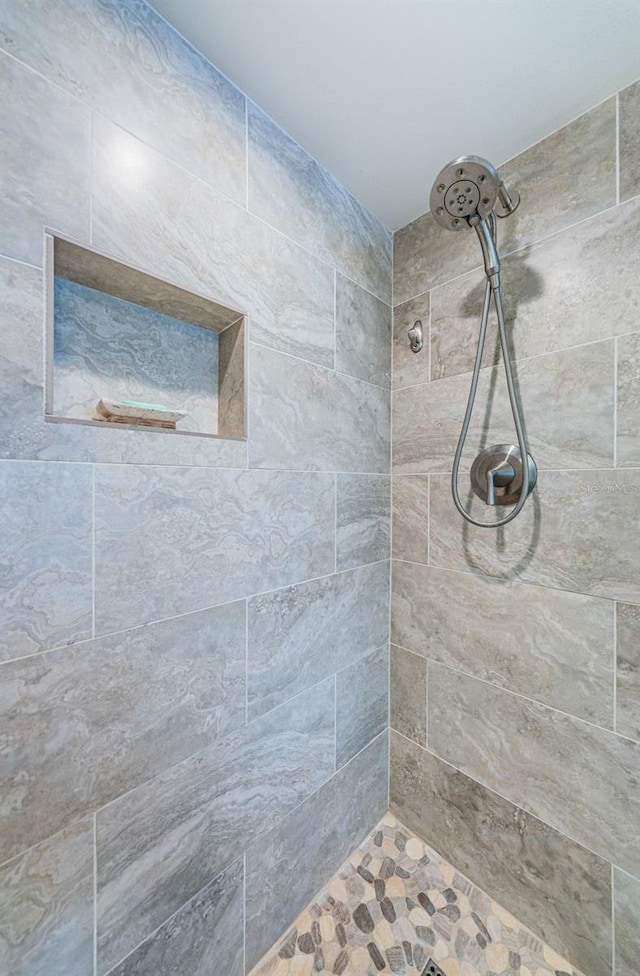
[408,320,423,353]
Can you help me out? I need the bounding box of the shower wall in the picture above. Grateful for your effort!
[390,82,640,976]
[0,2,391,973]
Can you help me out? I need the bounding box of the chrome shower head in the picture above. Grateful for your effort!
[429,155,520,232]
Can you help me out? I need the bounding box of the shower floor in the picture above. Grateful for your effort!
[251,812,584,976]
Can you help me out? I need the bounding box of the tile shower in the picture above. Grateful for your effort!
[0,4,637,976]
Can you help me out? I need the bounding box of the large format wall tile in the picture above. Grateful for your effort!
[0,460,92,662]
[617,603,640,742]
[390,645,426,746]
[336,474,391,570]
[96,679,335,974]
[94,464,335,634]
[429,469,640,604]
[391,475,429,563]
[249,345,390,472]
[390,735,612,976]
[0,819,93,976]
[614,868,640,976]
[619,79,640,203]
[0,0,246,206]
[0,51,90,266]
[0,601,246,864]
[428,664,640,876]
[245,731,388,971]
[393,209,481,305]
[247,562,389,720]
[430,197,640,379]
[336,645,388,767]
[108,859,244,976]
[617,331,640,467]
[393,339,614,473]
[392,294,430,389]
[92,117,335,369]
[335,274,391,387]
[391,561,614,727]
[247,103,392,303]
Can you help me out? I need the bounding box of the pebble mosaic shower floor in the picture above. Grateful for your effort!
[251,813,584,976]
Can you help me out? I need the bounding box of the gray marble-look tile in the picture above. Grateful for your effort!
[108,859,244,976]
[92,116,334,368]
[391,561,614,727]
[336,474,391,570]
[617,603,640,742]
[614,867,640,976]
[0,50,90,266]
[428,663,640,877]
[393,339,614,473]
[245,730,388,971]
[428,469,640,604]
[248,561,389,720]
[335,274,391,387]
[393,293,430,389]
[430,196,640,380]
[247,102,392,303]
[392,475,429,562]
[96,678,335,974]
[0,0,246,206]
[249,345,390,473]
[617,331,640,467]
[0,460,92,662]
[94,464,335,634]
[390,644,426,746]
[393,208,482,306]
[619,79,640,203]
[0,818,93,976]
[0,601,246,864]
[336,645,388,768]
[390,734,612,976]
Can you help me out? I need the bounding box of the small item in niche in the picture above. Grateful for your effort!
[95,398,186,429]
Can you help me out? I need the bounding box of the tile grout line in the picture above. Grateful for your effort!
[615,93,621,207]
[93,813,98,976]
[611,862,617,976]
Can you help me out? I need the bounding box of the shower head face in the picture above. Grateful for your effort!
[430,156,500,231]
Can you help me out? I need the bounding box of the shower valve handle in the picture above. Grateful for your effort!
[486,460,515,506]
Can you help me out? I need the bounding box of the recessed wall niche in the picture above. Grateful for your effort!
[45,234,246,440]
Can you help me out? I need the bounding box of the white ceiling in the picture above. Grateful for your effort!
[150,0,640,230]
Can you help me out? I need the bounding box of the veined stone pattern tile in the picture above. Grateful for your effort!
[53,278,219,434]
[393,208,482,306]
[247,103,392,304]
[335,274,391,387]
[0,256,247,468]
[251,812,585,976]
[428,469,640,604]
[619,79,640,203]
[392,476,429,563]
[392,294,430,390]
[428,663,640,877]
[336,474,391,571]
[430,197,640,380]
[245,732,388,971]
[497,98,616,255]
[0,601,246,864]
[249,345,390,473]
[0,460,92,662]
[614,868,640,976]
[391,561,614,727]
[393,339,614,474]
[108,859,244,976]
[617,331,640,467]
[0,818,93,976]
[616,603,640,742]
[247,562,390,720]
[96,679,335,974]
[336,646,388,768]
[0,50,90,266]
[390,645,427,747]
[94,464,335,634]
[389,735,612,976]
[92,117,335,369]
[0,0,246,206]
